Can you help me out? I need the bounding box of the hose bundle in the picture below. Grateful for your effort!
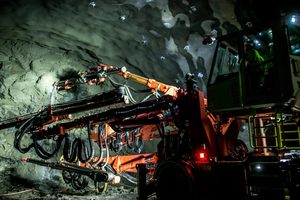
[62,170,89,190]
[14,110,63,159]
[63,122,94,163]
[89,123,108,167]
[109,128,144,153]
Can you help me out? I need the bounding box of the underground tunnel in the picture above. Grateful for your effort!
[0,0,300,200]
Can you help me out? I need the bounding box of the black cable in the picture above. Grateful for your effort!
[156,122,167,156]
[116,132,123,151]
[94,180,107,193]
[14,108,63,159]
[125,131,133,149]
[78,122,94,163]
[156,122,165,139]
[70,172,88,190]
[109,132,123,152]
[14,113,40,153]
[13,108,63,156]
[89,124,104,165]
[32,134,64,159]
[63,134,79,162]
[133,128,144,153]
[109,136,115,152]
[14,129,34,153]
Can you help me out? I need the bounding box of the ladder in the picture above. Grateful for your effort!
[249,114,279,155]
[278,122,300,149]
[249,114,300,152]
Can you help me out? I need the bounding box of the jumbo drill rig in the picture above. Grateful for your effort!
[1,10,300,200]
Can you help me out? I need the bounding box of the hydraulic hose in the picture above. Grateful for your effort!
[32,133,64,159]
[124,131,133,149]
[109,128,143,153]
[110,132,123,152]
[63,123,95,164]
[70,173,89,190]
[156,121,168,157]
[62,170,88,190]
[94,181,108,193]
[89,124,104,166]
[62,171,89,190]
[14,109,63,159]
[63,134,79,162]
[14,114,39,153]
[133,128,144,153]
[77,122,94,163]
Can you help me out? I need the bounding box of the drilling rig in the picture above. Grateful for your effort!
[0,10,300,200]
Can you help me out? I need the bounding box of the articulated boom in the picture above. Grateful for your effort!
[0,63,241,199]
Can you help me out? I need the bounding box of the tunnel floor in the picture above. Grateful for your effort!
[0,169,148,200]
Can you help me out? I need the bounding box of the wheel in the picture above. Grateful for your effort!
[230,139,248,161]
